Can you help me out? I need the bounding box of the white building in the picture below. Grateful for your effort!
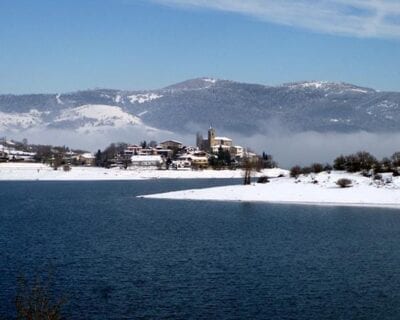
[130,155,163,168]
[77,153,95,166]
[231,146,244,158]
[159,140,183,150]
[177,151,209,168]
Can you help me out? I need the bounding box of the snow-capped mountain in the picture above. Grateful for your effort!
[1,77,400,138]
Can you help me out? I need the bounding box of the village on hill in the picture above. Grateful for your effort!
[0,127,275,171]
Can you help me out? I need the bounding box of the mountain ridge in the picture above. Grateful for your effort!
[1,78,400,137]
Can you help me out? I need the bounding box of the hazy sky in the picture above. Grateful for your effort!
[1,0,400,94]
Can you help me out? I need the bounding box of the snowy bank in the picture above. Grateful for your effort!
[0,163,287,181]
[139,171,400,209]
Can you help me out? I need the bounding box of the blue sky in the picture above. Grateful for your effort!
[0,0,399,94]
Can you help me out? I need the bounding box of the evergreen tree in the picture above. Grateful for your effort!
[95,150,102,167]
[392,152,400,168]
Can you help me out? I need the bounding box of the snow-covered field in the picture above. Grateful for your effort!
[0,163,285,181]
[140,171,400,209]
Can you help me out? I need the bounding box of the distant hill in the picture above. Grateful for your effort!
[1,78,400,136]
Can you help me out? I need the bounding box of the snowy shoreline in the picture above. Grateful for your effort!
[0,163,286,181]
[142,197,400,210]
[139,171,400,209]
[4,163,400,209]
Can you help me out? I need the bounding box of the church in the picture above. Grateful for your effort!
[196,127,243,157]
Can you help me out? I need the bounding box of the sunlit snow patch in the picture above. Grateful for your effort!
[127,93,163,104]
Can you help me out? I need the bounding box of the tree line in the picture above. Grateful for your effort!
[290,151,400,178]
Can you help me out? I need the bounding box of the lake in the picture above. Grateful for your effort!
[1,179,400,319]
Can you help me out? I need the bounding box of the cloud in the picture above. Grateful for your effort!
[152,0,400,38]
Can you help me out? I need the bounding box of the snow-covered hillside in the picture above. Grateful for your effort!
[284,81,374,94]
[54,104,142,130]
[0,109,43,131]
[127,93,163,104]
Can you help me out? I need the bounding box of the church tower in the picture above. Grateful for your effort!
[207,126,216,151]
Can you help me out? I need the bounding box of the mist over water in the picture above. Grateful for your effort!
[238,131,400,168]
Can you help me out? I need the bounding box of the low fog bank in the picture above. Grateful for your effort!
[235,131,400,169]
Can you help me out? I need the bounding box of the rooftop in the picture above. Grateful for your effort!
[215,136,232,141]
[161,140,183,145]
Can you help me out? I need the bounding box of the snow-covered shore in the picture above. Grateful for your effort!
[5,163,400,208]
[0,163,286,181]
[140,171,400,209]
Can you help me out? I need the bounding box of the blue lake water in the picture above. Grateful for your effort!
[1,179,400,319]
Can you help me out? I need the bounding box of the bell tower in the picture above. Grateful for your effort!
[208,126,216,151]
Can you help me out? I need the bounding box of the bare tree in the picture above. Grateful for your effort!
[243,156,256,185]
[52,153,63,171]
[290,165,302,178]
